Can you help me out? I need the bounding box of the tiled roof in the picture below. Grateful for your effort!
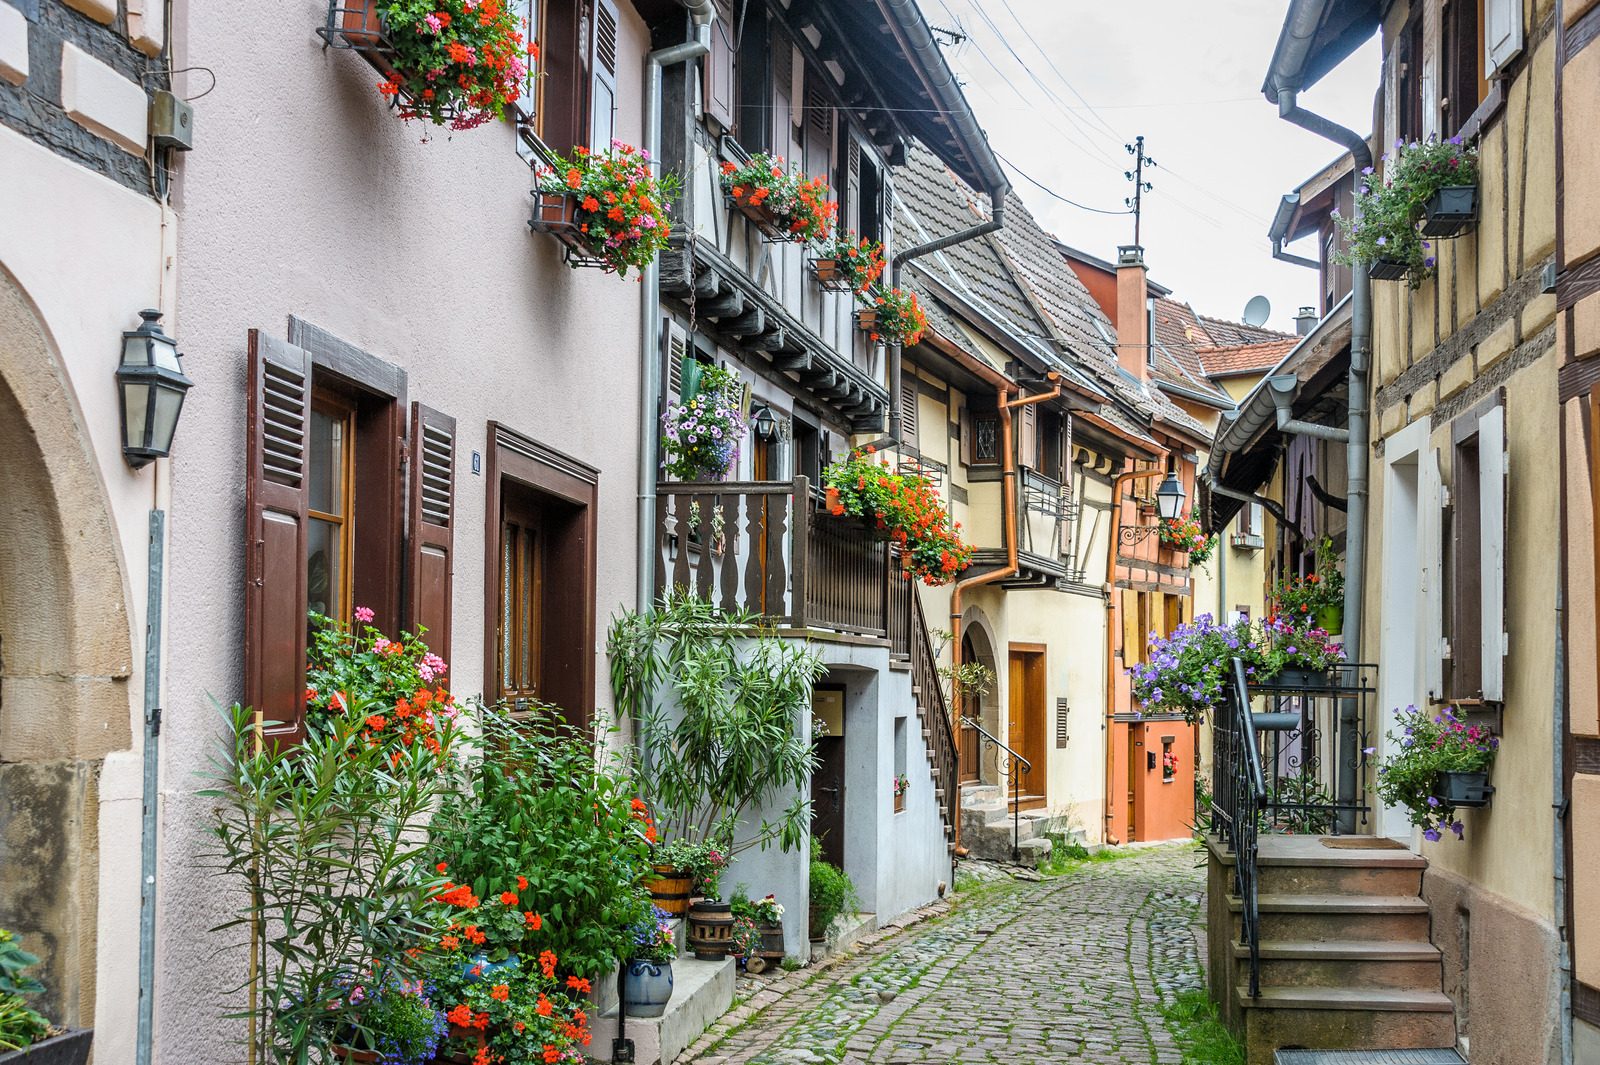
[893,141,1214,445]
[1151,297,1233,403]
[1196,313,1291,348]
[1196,337,1301,377]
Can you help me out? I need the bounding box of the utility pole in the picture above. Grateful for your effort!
[1124,135,1156,246]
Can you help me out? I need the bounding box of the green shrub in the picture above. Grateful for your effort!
[807,839,859,937]
[0,930,49,1052]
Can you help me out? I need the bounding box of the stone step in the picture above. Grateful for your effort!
[960,798,1016,830]
[1229,894,1432,943]
[1241,989,1457,1065]
[960,783,1003,804]
[1257,861,1424,898]
[591,956,734,1065]
[963,829,1053,866]
[1235,938,1444,990]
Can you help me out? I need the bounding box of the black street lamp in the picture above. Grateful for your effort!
[117,309,193,468]
[1156,471,1187,521]
[751,404,778,443]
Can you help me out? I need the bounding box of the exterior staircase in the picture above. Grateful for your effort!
[1211,835,1458,1065]
[905,589,961,855]
[958,783,1080,865]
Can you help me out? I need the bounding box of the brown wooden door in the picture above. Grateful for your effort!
[811,736,845,868]
[498,488,546,713]
[1007,646,1047,798]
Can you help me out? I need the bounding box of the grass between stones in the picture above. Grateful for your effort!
[1035,837,1139,877]
[1161,989,1245,1065]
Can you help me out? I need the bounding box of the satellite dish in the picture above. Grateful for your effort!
[1242,295,1272,328]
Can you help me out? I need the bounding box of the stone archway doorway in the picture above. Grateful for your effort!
[0,268,134,1030]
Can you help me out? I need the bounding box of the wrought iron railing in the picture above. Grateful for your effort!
[1210,657,1379,998]
[963,718,1033,863]
[907,587,960,844]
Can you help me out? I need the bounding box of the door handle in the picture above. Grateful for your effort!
[818,786,840,796]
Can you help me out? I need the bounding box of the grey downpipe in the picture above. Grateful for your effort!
[1267,375,1351,442]
[1556,577,1574,1065]
[637,4,714,616]
[135,510,166,1065]
[1207,475,1291,529]
[1277,87,1372,825]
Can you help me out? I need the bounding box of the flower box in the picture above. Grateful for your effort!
[322,1,399,76]
[1433,770,1494,808]
[0,1029,93,1065]
[528,190,609,269]
[1368,258,1411,281]
[893,792,905,813]
[728,190,796,242]
[812,257,853,292]
[856,308,879,335]
[1419,185,1478,238]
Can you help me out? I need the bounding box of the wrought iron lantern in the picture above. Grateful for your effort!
[751,404,778,443]
[1155,471,1186,521]
[117,309,193,468]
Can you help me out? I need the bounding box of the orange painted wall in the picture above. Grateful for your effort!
[1130,719,1197,842]
[1065,258,1119,326]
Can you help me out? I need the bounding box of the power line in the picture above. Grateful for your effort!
[995,151,1132,216]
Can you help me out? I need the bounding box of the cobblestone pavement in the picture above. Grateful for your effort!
[680,843,1207,1065]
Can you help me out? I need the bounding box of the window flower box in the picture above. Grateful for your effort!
[1433,769,1494,808]
[720,154,837,244]
[855,308,880,335]
[0,1028,93,1065]
[812,257,854,291]
[528,189,604,266]
[1368,258,1411,281]
[727,188,795,242]
[1420,185,1478,237]
[531,144,680,275]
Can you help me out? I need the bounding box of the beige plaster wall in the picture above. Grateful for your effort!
[0,123,170,1065]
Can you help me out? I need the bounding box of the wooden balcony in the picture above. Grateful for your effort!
[653,476,908,651]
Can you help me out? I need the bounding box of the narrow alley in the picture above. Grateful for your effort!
[683,846,1206,1065]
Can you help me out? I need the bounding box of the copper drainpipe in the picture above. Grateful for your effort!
[948,373,1061,856]
[1102,464,1168,844]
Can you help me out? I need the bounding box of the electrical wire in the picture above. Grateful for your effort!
[995,151,1131,216]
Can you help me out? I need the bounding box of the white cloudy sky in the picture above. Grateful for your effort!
[918,0,1382,334]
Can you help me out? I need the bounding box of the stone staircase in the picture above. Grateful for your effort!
[1215,836,1458,1065]
[957,783,1080,865]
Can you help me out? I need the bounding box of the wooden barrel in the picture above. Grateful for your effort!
[757,921,785,963]
[686,901,734,960]
[644,865,693,917]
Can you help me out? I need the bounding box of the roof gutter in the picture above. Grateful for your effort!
[1269,192,1320,269]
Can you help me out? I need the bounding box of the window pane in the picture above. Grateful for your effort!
[308,408,345,515]
[501,524,515,691]
[520,529,536,691]
[307,517,342,620]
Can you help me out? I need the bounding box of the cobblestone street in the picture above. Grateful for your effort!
[682,844,1208,1065]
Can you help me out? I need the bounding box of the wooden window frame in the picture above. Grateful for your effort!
[514,0,619,157]
[1445,388,1508,704]
[1397,11,1426,145]
[483,423,600,731]
[1441,0,1487,139]
[307,390,358,626]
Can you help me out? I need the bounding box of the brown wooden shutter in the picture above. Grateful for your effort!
[408,403,457,665]
[704,10,736,131]
[1019,403,1038,469]
[588,0,619,149]
[245,330,312,745]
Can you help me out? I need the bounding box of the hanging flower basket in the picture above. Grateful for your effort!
[1420,185,1478,237]
[720,154,837,244]
[319,0,530,131]
[661,364,747,481]
[1368,258,1411,281]
[1156,513,1215,566]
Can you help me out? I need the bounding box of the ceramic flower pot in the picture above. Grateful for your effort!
[622,957,674,1018]
[644,864,694,917]
[686,900,734,960]
[1315,605,1344,636]
[1433,770,1494,807]
[0,1029,93,1065]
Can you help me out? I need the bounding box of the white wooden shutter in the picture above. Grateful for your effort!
[1019,403,1038,469]
[1422,446,1446,700]
[900,379,918,448]
[663,318,689,399]
[514,0,540,120]
[588,0,619,149]
[1478,404,1508,700]
[1485,0,1523,75]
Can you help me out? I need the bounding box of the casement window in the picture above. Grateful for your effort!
[515,0,619,154]
[1442,392,1508,703]
[245,326,456,745]
[1441,0,1486,136]
[1397,12,1426,145]
[963,403,1001,468]
[485,425,599,730]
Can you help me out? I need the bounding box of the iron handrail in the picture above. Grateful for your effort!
[962,717,1032,863]
[1230,656,1266,1000]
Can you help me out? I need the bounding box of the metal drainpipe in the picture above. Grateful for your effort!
[1276,88,1372,828]
[637,3,714,617]
[135,510,165,1065]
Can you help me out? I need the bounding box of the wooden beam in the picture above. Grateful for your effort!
[721,306,766,337]
[772,350,812,371]
[700,289,745,319]
[744,328,788,352]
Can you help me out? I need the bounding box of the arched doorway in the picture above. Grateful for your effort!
[0,268,134,1029]
[957,611,998,784]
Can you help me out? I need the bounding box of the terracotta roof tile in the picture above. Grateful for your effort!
[1196,337,1301,377]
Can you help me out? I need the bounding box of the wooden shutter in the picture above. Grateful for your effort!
[1479,403,1507,701]
[1420,0,1441,140]
[879,171,895,255]
[900,379,918,448]
[1484,0,1522,76]
[245,330,312,745]
[588,0,619,150]
[1019,403,1038,469]
[1422,446,1446,701]
[1382,41,1400,158]
[845,138,862,236]
[663,318,689,399]
[408,403,456,665]
[704,14,735,130]
[541,0,582,151]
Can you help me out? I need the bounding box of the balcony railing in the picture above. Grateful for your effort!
[653,476,897,638]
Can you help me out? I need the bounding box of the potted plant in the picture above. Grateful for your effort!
[1335,136,1478,286]
[621,907,677,1019]
[683,845,733,961]
[0,929,92,1065]
[1248,614,1343,689]
[719,155,837,243]
[856,286,928,347]
[821,447,972,585]
[334,0,530,130]
[807,840,858,943]
[329,973,447,1064]
[727,916,760,971]
[749,895,786,968]
[813,233,885,295]
[1129,614,1253,723]
[643,838,697,918]
[892,773,910,813]
[1376,705,1499,842]
[1156,512,1216,566]
[531,142,681,276]
[660,365,747,482]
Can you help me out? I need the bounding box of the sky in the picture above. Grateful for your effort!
[916,0,1382,335]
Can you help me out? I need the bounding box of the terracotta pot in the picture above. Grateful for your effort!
[332,1048,381,1064]
[340,1,384,47]
[814,258,843,283]
[855,309,879,333]
[644,864,694,917]
[686,900,734,960]
[893,792,905,813]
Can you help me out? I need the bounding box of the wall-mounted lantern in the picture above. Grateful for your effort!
[117,309,193,468]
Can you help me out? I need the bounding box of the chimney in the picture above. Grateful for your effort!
[1115,245,1150,382]
[1295,306,1318,336]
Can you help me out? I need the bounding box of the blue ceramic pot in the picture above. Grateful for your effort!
[622,958,674,1018]
[461,952,519,982]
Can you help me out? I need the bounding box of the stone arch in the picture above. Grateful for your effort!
[958,605,1001,785]
[0,264,134,1029]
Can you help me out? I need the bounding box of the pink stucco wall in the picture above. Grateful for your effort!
[159,2,652,1059]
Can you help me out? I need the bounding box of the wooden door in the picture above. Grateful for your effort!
[811,736,845,868]
[959,634,981,782]
[1007,646,1047,798]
